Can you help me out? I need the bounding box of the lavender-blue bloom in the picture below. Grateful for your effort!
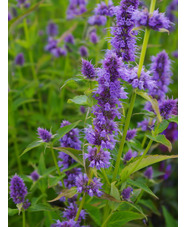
[126,129,137,141]
[137,118,155,131]
[51,219,76,227]
[8,12,12,21]
[121,187,133,200]
[84,146,111,170]
[64,34,75,44]
[166,0,178,30]
[30,170,39,181]
[51,47,67,58]
[67,0,87,20]
[9,174,28,204]
[164,164,172,180]
[172,50,178,59]
[63,203,86,222]
[64,168,81,188]
[47,22,58,37]
[88,15,107,26]
[81,59,96,79]
[124,149,133,162]
[159,98,177,119]
[15,53,25,66]
[89,32,99,44]
[22,199,31,210]
[94,1,114,17]
[79,46,88,57]
[80,106,86,113]
[37,127,52,142]
[24,2,30,8]
[144,166,153,179]
[111,0,139,61]
[75,173,103,197]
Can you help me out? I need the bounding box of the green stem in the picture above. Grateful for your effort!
[22,210,26,227]
[75,194,86,222]
[141,135,147,148]
[102,210,113,227]
[50,144,61,176]
[101,169,110,186]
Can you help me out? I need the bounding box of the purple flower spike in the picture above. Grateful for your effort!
[75,173,103,197]
[22,199,31,210]
[51,219,76,227]
[80,106,86,114]
[84,146,111,170]
[79,46,88,57]
[47,22,58,37]
[8,12,12,21]
[88,15,107,26]
[63,203,86,222]
[81,59,95,79]
[15,53,25,66]
[126,129,137,141]
[9,174,28,204]
[37,127,52,142]
[89,32,99,44]
[124,149,133,162]
[66,0,87,20]
[30,170,39,181]
[159,98,177,119]
[121,187,133,200]
[164,164,172,180]
[144,166,153,179]
[94,1,114,17]
[64,34,75,44]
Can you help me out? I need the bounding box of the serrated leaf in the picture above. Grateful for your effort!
[107,211,144,227]
[127,179,158,199]
[155,120,169,134]
[8,208,18,216]
[20,141,44,157]
[53,147,83,166]
[109,182,121,210]
[162,206,178,227]
[48,174,66,188]
[48,188,77,202]
[68,95,89,105]
[53,120,81,143]
[120,155,178,182]
[168,115,178,124]
[84,204,102,226]
[146,134,172,152]
[139,199,160,216]
[136,90,162,122]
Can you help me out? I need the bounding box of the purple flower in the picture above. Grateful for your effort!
[64,34,75,44]
[45,37,58,51]
[37,127,52,142]
[8,12,12,21]
[9,174,28,204]
[66,0,87,20]
[63,203,86,222]
[81,59,95,79]
[149,50,172,100]
[89,32,99,44]
[84,146,111,170]
[24,2,30,8]
[79,46,88,57]
[51,219,76,227]
[166,0,178,30]
[126,129,137,141]
[164,164,172,180]
[94,1,114,17]
[121,187,133,200]
[138,118,153,131]
[124,149,133,162]
[16,0,26,4]
[80,106,86,114]
[111,0,139,61]
[172,50,178,59]
[47,22,58,37]
[30,170,39,181]
[22,199,31,210]
[64,168,81,188]
[88,15,107,26]
[75,173,103,197]
[15,53,25,66]
[144,166,153,179]
[51,47,67,58]
[159,98,177,119]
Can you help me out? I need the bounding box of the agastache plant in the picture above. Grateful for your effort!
[9,0,178,226]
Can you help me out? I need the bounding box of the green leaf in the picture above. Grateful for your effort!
[139,199,161,216]
[168,115,178,124]
[136,90,162,122]
[120,155,178,182]
[107,211,144,227]
[68,95,89,105]
[38,152,46,175]
[162,206,178,227]
[29,203,54,212]
[48,188,77,202]
[13,97,36,111]
[20,141,44,157]
[8,208,18,216]
[127,179,158,199]
[84,204,102,226]
[146,134,172,152]
[48,174,66,188]
[61,77,84,89]
[53,120,81,143]
[53,147,83,166]
[109,182,121,210]
[155,120,169,134]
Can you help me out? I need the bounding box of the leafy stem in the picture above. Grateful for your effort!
[22,210,26,227]
[74,193,86,222]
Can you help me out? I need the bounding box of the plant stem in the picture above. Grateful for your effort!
[102,210,113,227]
[50,144,61,176]
[112,0,157,182]
[22,210,26,227]
[74,193,86,222]
[101,169,110,186]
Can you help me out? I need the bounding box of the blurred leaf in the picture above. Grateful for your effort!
[15,39,29,48]
[120,155,178,182]
[48,174,66,188]
[146,134,172,152]
[136,90,162,122]
[8,208,18,216]
[139,199,160,216]
[48,188,77,202]
[155,120,169,134]
[84,204,102,226]
[68,95,89,105]
[53,120,81,143]
[168,115,178,124]
[107,211,144,227]
[53,147,83,166]
[162,206,178,227]
[20,141,44,157]
[38,152,46,175]
[29,203,54,212]
[61,77,84,89]
[13,97,36,111]
[127,179,158,199]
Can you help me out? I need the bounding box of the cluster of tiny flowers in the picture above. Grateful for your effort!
[149,50,172,101]
[144,166,153,179]
[123,149,138,163]
[45,37,67,58]
[63,203,86,223]
[166,0,178,31]
[9,174,30,210]
[16,0,30,8]
[126,129,137,141]
[15,53,25,66]
[30,170,40,181]
[51,219,76,227]
[94,0,114,17]
[85,50,127,151]
[88,15,107,26]
[89,30,99,44]
[81,59,96,79]
[64,34,75,52]
[137,118,155,131]
[84,146,111,170]
[37,127,52,142]
[75,173,103,197]
[159,98,177,119]
[121,187,133,200]
[159,162,172,180]
[111,0,139,61]
[8,12,12,21]
[122,66,156,92]
[47,22,58,37]
[132,9,171,31]
[66,0,87,20]
[79,46,88,57]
